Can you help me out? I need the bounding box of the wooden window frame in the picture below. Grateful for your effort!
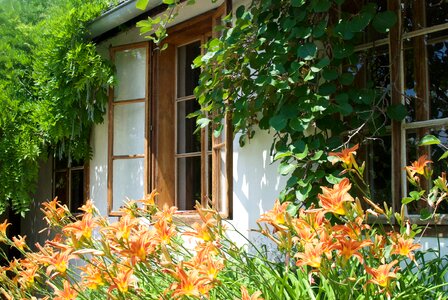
[108,41,150,216]
[152,5,232,220]
[353,0,448,227]
[52,158,89,213]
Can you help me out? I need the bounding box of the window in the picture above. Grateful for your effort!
[351,0,448,225]
[154,7,230,218]
[108,6,231,218]
[108,42,149,216]
[53,158,88,213]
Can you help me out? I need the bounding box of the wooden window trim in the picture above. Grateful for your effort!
[108,41,151,216]
[52,158,89,213]
[152,4,232,220]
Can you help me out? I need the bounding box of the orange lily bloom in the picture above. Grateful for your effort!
[12,235,27,251]
[53,280,78,300]
[295,242,326,269]
[366,260,399,288]
[168,264,210,298]
[153,219,176,246]
[391,235,420,261]
[78,199,97,215]
[153,204,177,223]
[333,238,372,263]
[41,197,69,226]
[62,213,96,243]
[405,154,432,178]
[0,219,10,242]
[257,200,291,231]
[103,214,138,242]
[17,264,39,289]
[45,249,76,275]
[122,230,156,264]
[318,178,354,215]
[328,144,359,167]
[240,286,264,300]
[109,267,135,294]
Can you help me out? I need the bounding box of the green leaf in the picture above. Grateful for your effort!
[295,145,309,159]
[322,69,338,81]
[236,5,245,18]
[274,151,292,160]
[162,0,176,4]
[270,115,288,131]
[311,0,331,12]
[333,43,354,59]
[136,0,149,10]
[420,208,432,221]
[279,162,296,175]
[291,0,306,7]
[439,151,448,161]
[196,117,210,128]
[338,102,353,116]
[297,43,317,60]
[372,11,397,33]
[418,135,441,146]
[386,104,407,121]
[311,150,323,160]
[402,197,414,205]
[318,83,336,96]
[326,174,342,184]
[339,73,354,85]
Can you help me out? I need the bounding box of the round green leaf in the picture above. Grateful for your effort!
[372,11,397,33]
[386,104,407,121]
[269,115,288,131]
[418,135,441,146]
[297,43,317,60]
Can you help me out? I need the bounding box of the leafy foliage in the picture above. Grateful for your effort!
[191,0,401,209]
[0,0,114,214]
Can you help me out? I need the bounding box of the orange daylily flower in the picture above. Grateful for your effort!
[109,267,135,294]
[318,178,354,215]
[12,235,27,251]
[41,197,69,226]
[78,199,97,215]
[366,260,399,288]
[45,249,76,275]
[333,238,372,263]
[153,219,176,245]
[168,263,211,298]
[257,200,291,231]
[328,144,359,167]
[53,280,78,300]
[62,213,96,243]
[122,230,156,264]
[0,219,10,242]
[153,204,178,223]
[17,264,39,289]
[240,286,264,300]
[139,189,159,206]
[295,242,326,269]
[405,154,432,178]
[103,214,138,242]
[390,235,420,261]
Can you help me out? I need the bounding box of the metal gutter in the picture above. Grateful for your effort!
[88,0,163,38]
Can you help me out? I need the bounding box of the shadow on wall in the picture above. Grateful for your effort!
[231,130,285,245]
[20,158,54,250]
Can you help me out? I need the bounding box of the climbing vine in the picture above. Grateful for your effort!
[0,0,114,214]
[191,0,400,207]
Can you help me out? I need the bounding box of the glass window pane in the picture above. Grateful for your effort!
[114,47,146,101]
[405,30,448,122]
[177,100,201,154]
[113,102,145,156]
[404,0,448,32]
[54,171,68,206]
[113,158,144,212]
[177,156,201,210]
[365,137,392,208]
[177,41,201,98]
[406,127,448,214]
[70,169,84,212]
